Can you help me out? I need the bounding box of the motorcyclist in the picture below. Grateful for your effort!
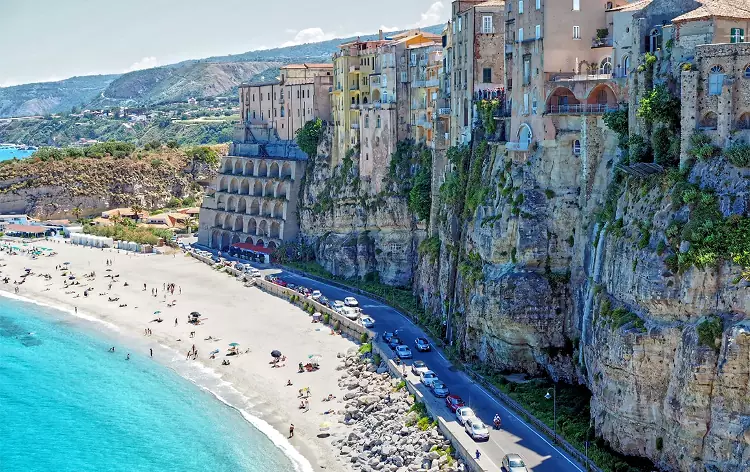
[493,414,502,429]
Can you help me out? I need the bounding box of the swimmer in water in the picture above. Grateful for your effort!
[126,353,130,360]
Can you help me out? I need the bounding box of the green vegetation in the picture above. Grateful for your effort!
[439,142,490,218]
[724,142,750,167]
[477,99,501,135]
[186,146,220,166]
[697,316,723,352]
[471,371,654,472]
[688,132,719,161]
[295,118,324,157]
[358,342,372,355]
[359,332,369,343]
[458,250,484,288]
[34,141,135,160]
[83,222,172,245]
[408,152,432,222]
[418,236,441,265]
[638,85,680,130]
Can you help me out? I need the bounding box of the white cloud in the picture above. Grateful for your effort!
[380,25,400,33]
[415,1,448,28]
[281,28,336,47]
[126,56,159,72]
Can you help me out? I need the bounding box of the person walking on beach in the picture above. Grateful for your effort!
[126,353,130,360]
[289,424,294,438]
[150,348,153,358]
[175,318,178,326]
[74,307,77,314]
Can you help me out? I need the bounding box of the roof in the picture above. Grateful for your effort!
[672,0,750,22]
[475,0,505,8]
[231,242,274,255]
[6,224,47,234]
[281,63,333,70]
[607,0,652,12]
[102,207,148,218]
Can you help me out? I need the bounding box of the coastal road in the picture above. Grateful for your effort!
[192,246,585,472]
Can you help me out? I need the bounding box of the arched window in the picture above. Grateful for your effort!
[738,113,750,129]
[531,88,538,114]
[518,123,532,149]
[365,137,369,147]
[701,112,718,130]
[600,56,612,75]
[709,65,725,95]
[280,106,285,117]
[374,137,380,146]
[648,28,661,52]
[744,64,750,79]
[376,116,381,128]
[622,56,630,77]
[573,139,581,155]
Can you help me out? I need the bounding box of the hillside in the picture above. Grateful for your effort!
[0,25,444,118]
[0,75,119,118]
[88,61,280,108]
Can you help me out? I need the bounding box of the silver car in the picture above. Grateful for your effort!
[501,453,529,472]
[455,406,476,425]
[465,417,490,441]
[419,370,438,387]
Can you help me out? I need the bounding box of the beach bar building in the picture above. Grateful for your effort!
[5,224,49,238]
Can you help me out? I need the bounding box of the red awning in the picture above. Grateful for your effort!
[6,224,47,234]
[231,242,274,255]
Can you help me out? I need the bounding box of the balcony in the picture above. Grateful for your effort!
[350,104,360,110]
[438,107,451,115]
[506,141,530,151]
[591,36,613,48]
[426,78,440,87]
[411,80,426,88]
[547,104,618,114]
[505,44,514,54]
[349,85,360,91]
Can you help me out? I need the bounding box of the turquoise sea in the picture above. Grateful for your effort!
[0,296,299,472]
[0,147,35,161]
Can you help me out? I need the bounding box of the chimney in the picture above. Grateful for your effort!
[379,29,384,40]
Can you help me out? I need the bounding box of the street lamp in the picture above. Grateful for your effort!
[545,385,557,443]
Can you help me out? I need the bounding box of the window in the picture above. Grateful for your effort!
[252,94,255,102]
[573,0,580,10]
[411,52,417,64]
[536,0,541,8]
[573,140,581,155]
[709,65,725,95]
[731,28,745,43]
[519,28,524,42]
[280,107,285,117]
[744,65,750,79]
[376,116,381,128]
[365,154,369,160]
[532,89,538,114]
[606,1,613,8]
[365,137,369,146]
[375,136,380,146]
[365,116,370,128]
[390,243,403,252]
[483,15,493,34]
[458,16,462,32]
[483,68,492,83]
[519,0,523,13]
[453,20,456,35]
[523,93,529,114]
[535,24,541,39]
[600,56,612,75]
[573,26,580,39]
[523,55,531,84]
[738,113,750,129]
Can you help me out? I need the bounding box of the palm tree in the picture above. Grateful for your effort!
[130,203,144,223]
[72,206,83,223]
[184,216,196,234]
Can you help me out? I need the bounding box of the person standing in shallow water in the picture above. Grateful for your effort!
[289,424,294,438]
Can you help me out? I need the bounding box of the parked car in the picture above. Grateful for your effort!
[382,331,395,343]
[455,406,476,425]
[275,279,288,287]
[249,268,261,278]
[360,316,375,328]
[465,417,490,441]
[419,370,438,387]
[411,360,429,376]
[340,307,360,321]
[344,296,359,307]
[311,290,322,300]
[265,275,276,282]
[287,283,297,291]
[388,337,402,350]
[319,296,330,307]
[333,300,345,311]
[430,380,449,397]
[395,345,413,359]
[501,454,529,472]
[445,395,465,412]
[414,337,431,352]
[235,263,245,271]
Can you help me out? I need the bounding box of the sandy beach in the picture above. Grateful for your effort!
[0,239,357,472]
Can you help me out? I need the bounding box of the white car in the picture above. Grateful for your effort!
[465,417,490,441]
[502,453,529,472]
[340,307,360,320]
[419,370,438,387]
[395,345,413,359]
[455,406,476,425]
[332,300,345,311]
[360,316,375,328]
[311,290,322,300]
[246,267,261,277]
[410,360,429,376]
[344,296,359,307]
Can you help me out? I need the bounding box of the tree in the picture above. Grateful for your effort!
[130,203,145,223]
[296,118,324,157]
[184,216,196,234]
[72,206,83,223]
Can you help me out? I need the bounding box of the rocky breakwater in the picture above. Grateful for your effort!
[332,349,465,472]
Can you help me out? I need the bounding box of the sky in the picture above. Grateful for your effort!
[0,0,450,87]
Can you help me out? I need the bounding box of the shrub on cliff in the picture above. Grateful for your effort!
[295,118,324,157]
[724,142,750,167]
[697,316,723,352]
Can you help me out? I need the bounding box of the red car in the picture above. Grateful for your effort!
[275,279,288,287]
[445,394,465,412]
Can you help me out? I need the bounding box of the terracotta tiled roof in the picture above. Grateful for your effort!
[281,63,333,70]
[6,224,46,234]
[673,0,750,22]
[607,0,652,12]
[475,0,505,8]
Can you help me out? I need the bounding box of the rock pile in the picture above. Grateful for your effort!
[332,349,466,472]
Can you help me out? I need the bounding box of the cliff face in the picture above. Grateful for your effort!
[413,121,750,471]
[298,127,424,286]
[0,148,217,218]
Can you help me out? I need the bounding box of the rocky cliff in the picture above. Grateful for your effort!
[0,146,219,218]
[298,127,425,286]
[410,118,750,471]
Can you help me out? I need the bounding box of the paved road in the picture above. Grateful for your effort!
[192,246,585,472]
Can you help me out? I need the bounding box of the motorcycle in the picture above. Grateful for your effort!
[493,416,502,430]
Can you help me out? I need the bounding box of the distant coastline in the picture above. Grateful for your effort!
[0,143,36,161]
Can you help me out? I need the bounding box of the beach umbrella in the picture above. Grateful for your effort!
[271,350,282,358]
[319,422,331,431]
[63,262,70,265]
[154,310,161,314]
[190,311,201,316]
[229,342,240,347]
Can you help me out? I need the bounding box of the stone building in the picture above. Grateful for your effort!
[448,0,506,145]
[238,63,333,141]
